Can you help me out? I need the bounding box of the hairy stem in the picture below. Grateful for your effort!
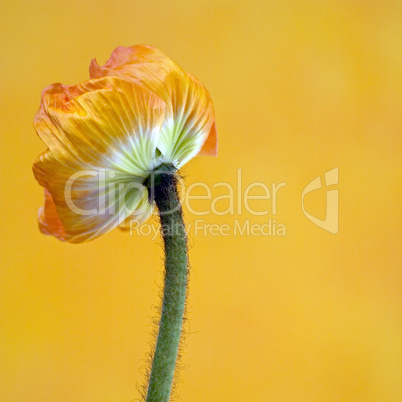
[145,164,188,401]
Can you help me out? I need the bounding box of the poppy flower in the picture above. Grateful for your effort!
[33,45,217,243]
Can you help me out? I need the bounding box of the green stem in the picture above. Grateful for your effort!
[145,164,188,401]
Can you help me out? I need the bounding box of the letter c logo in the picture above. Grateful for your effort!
[301,168,339,234]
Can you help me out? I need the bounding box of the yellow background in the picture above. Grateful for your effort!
[1,0,401,400]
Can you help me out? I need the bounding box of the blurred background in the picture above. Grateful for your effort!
[0,0,401,400]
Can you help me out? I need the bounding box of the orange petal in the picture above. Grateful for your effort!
[34,76,166,175]
[90,45,217,166]
[198,121,218,156]
[38,188,66,241]
[89,45,173,78]
[33,148,150,243]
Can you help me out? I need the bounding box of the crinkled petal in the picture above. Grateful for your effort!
[90,45,171,76]
[90,45,217,167]
[33,149,150,243]
[34,76,166,176]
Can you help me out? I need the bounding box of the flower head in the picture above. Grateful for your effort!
[33,45,217,243]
